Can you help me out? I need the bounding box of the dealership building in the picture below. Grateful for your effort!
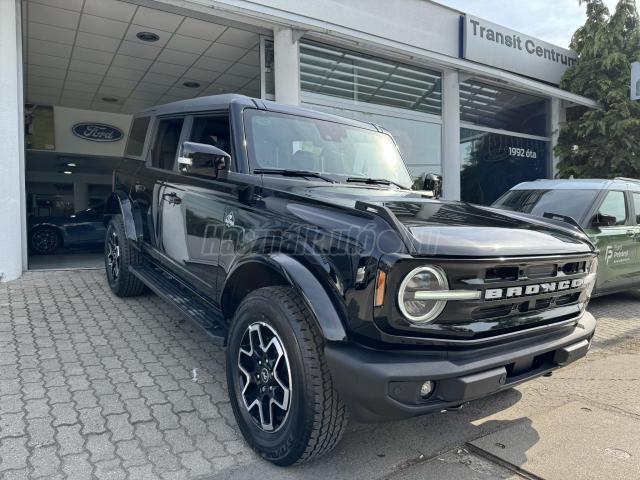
[0,0,597,282]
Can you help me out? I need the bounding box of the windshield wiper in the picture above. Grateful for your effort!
[346,177,406,189]
[254,168,335,183]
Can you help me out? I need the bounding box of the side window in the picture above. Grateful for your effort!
[190,115,232,156]
[125,116,150,157]
[597,191,628,226]
[152,118,185,170]
[633,193,640,224]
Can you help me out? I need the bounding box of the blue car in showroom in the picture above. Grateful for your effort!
[28,203,106,254]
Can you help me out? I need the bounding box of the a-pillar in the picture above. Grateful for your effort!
[273,27,301,105]
[441,69,461,201]
[0,0,25,282]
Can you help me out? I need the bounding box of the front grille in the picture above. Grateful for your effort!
[439,255,593,329]
[471,291,581,320]
[381,253,595,344]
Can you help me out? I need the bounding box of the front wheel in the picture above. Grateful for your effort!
[30,227,61,254]
[226,286,348,465]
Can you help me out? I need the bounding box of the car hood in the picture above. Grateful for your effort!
[287,184,594,257]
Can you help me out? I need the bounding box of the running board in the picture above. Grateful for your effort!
[129,264,227,345]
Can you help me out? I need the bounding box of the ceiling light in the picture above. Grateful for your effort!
[63,171,73,175]
[136,31,160,42]
[102,97,118,103]
[67,163,76,167]
[183,81,201,88]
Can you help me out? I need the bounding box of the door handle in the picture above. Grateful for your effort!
[162,192,182,205]
[626,230,636,238]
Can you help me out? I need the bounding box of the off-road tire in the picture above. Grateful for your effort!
[226,286,349,465]
[105,215,146,297]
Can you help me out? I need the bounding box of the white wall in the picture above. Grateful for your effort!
[233,0,460,58]
[0,0,24,282]
[54,106,132,156]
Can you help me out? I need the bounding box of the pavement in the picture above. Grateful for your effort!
[0,269,638,480]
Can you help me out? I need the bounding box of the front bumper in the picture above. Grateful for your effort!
[325,312,596,422]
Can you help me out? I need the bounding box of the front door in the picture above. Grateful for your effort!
[587,190,637,293]
[629,191,640,286]
[156,114,234,299]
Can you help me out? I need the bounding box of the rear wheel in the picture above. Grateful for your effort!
[105,215,146,297]
[226,286,348,465]
[30,227,61,254]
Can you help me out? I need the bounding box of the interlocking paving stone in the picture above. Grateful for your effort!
[1,270,638,480]
[0,270,252,478]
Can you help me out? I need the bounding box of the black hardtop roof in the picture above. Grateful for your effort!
[136,94,381,132]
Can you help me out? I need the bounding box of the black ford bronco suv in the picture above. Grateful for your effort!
[104,94,598,465]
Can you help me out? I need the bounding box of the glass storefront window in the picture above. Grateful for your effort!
[460,80,548,136]
[460,128,548,205]
[300,41,442,116]
[263,39,275,97]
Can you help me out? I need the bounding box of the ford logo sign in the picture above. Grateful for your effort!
[72,123,123,142]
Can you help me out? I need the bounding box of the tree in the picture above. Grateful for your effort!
[555,0,640,178]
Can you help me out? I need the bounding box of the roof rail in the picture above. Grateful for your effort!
[614,177,640,183]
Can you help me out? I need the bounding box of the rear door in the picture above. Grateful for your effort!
[153,116,189,266]
[586,189,636,293]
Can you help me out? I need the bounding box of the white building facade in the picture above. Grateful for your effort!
[0,0,597,281]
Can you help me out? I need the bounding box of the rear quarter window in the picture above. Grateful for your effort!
[125,116,151,157]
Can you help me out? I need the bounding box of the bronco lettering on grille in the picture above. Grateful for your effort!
[484,278,585,300]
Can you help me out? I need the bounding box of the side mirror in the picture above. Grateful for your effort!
[178,141,230,178]
[422,173,443,199]
[592,213,617,228]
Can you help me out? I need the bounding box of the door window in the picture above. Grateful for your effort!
[152,118,184,170]
[633,193,640,224]
[597,191,628,226]
[190,116,232,157]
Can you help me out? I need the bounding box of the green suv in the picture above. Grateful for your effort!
[494,178,640,296]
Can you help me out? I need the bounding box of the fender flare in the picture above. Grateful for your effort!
[104,191,142,242]
[222,253,349,342]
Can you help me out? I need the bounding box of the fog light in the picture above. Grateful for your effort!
[420,381,434,399]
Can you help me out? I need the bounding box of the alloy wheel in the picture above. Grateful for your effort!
[32,229,57,253]
[237,322,292,432]
[106,230,121,281]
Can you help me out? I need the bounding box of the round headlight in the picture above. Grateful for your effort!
[398,266,448,324]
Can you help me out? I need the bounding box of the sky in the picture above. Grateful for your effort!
[435,0,624,47]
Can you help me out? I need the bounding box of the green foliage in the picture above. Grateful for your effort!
[555,0,640,178]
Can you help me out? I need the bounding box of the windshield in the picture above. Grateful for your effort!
[244,109,413,188]
[493,189,599,223]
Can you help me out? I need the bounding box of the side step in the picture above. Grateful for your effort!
[130,264,227,345]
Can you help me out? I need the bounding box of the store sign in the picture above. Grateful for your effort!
[72,123,124,142]
[631,62,640,100]
[462,15,578,85]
